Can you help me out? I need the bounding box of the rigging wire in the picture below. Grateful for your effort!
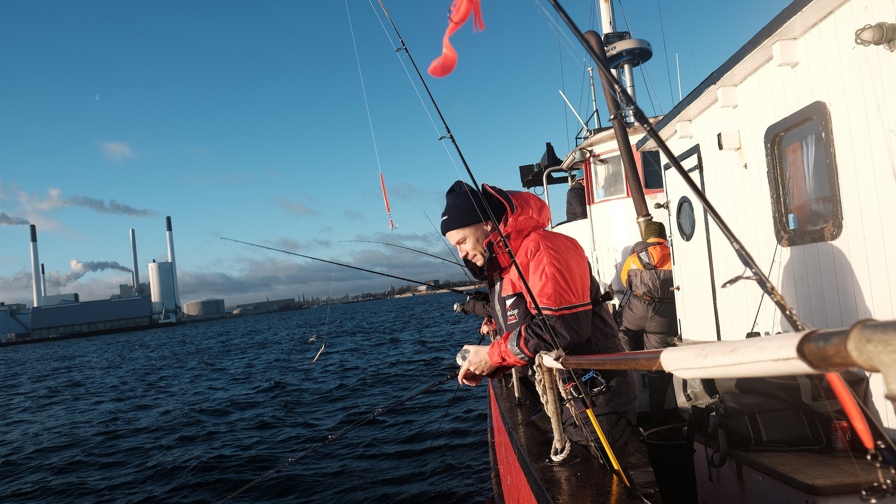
[547,0,896,479]
[549,0,805,332]
[613,0,660,117]
[654,0,676,108]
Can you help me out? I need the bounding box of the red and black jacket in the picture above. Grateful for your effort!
[478,185,622,368]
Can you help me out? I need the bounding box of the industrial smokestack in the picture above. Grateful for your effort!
[130,228,140,290]
[41,263,47,299]
[30,224,43,308]
[165,216,181,308]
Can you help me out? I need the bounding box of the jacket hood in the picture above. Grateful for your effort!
[482,183,550,243]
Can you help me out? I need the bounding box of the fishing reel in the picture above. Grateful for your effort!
[564,370,612,399]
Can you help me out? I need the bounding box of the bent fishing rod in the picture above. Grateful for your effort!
[217,370,458,503]
[376,1,629,484]
[221,237,473,296]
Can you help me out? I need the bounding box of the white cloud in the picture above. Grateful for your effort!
[98,141,135,162]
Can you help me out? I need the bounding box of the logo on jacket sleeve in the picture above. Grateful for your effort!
[505,296,519,324]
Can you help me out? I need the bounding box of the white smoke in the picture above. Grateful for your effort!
[59,259,134,284]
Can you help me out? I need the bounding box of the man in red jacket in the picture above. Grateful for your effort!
[440,180,637,466]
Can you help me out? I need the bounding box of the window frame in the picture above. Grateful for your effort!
[764,101,842,247]
[587,146,664,205]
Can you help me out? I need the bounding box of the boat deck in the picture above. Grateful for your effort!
[488,373,666,503]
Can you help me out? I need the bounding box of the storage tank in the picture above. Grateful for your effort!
[183,299,225,317]
[148,260,177,311]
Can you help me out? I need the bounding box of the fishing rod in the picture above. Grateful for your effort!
[549,2,803,333]
[221,237,473,296]
[550,2,896,476]
[376,1,628,485]
[423,211,477,284]
[375,0,566,360]
[338,240,463,267]
[217,370,459,503]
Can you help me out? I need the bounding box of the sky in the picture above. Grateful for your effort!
[0,0,788,308]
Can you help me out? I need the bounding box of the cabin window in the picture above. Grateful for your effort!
[590,155,626,201]
[765,101,842,247]
[641,151,664,190]
[676,196,696,241]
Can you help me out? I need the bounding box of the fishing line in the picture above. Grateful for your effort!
[366,0,467,181]
[216,367,459,503]
[222,237,474,297]
[344,0,397,231]
[375,0,566,360]
[307,265,338,365]
[748,242,780,335]
[260,299,309,376]
[338,240,463,267]
[376,1,628,483]
[423,211,475,283]
[425,333,488,455]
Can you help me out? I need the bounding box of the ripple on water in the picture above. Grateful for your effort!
[0,293,491,503]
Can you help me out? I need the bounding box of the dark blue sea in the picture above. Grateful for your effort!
[0,293,492,503]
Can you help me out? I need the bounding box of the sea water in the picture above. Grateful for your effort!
[0,293,492,503]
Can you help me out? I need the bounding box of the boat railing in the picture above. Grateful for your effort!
[546,319,896,414]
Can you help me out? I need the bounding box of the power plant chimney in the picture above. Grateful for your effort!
[165,216,181,308]
[29,224,43,308]
[41,263,47,299]
[130,228,140,290]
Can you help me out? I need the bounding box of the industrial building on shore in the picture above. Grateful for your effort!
[1,217,187,344]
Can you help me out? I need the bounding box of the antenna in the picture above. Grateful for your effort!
[676,52,682,102]
[559,89,589,136]
[588,67,600,127]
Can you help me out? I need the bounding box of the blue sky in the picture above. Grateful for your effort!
[0,0,786,307]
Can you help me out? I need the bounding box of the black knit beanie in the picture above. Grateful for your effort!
[440,181,506,236]
[643,221,667,240]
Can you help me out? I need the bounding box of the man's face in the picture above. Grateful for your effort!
[446,222,491,267]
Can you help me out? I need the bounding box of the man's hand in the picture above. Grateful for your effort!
[479,318,496,336]
[457,344,497,386]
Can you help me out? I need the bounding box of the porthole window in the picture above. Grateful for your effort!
[676,196,696,241]
[764,101,842,246]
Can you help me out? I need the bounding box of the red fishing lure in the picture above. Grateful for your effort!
[428,0,485,78]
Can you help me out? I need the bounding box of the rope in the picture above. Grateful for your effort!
[534,353,571,463]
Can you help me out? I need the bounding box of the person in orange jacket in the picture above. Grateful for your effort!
[618,221,679,424]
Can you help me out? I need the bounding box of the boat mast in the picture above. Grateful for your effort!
[598,0,650,125]
[590,2,654,232]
